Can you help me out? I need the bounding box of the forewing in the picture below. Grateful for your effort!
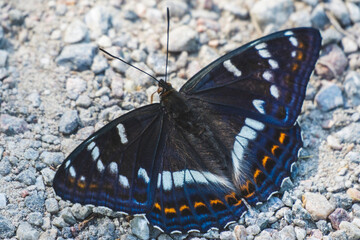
[180,28,321,127]
[53,104,165,214]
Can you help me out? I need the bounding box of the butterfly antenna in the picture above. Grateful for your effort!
[164,7,170,83]
[99,48,160,83]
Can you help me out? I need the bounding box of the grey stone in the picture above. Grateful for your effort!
[330,193,353,210]
[290,10,311,27]
[97,217,115,238]
[315,84,343,111]
[262,197,285,212]
[16,222,40,240]
[346,151,360,163]
[35,176,45,190]
[274,225,296,240]
[110,76,124,99]
[292,199,311,220]
[0,114,28,135]
[9,9,24,25]
[39,229,57,240]
[344,71,360,106]
[26,92,41,108]
[97,35,112,48]
[16,168,37,185]
[66,77,87,100]
[163,25,198,52]
[60,207,77,225]
[64,19,88,44]
[24,148,39,161]
[0,216,15,238]
[327,0,351,26]
[321,28,343,46]
[316,219,332,234]
[342,37,358,54]
[161,0,189,18]
[25,192,45,212]
[130,217,149,240]
[0,157,11,176]
[71,203,92,220]
[58,110,80,134]
[335,123,360,144]
[0,26,4,47]
[41,167,55,186]
[40,151,64,167]
[0,193,6,208]
[303,192,335,220]
[346,2,360,23]
[250,0,294,30]
[91,54,109,74]
[56,43,97,71]
[301,0,318,6]
[76,94,92,108]
[27,212,43,226]
[246,225,261,236]
[339,221,360,240]
[330,230,348,240]
[85,6,111,38]
[220,231,235,240]
[146,52,167,75]
[41,134,60,144]
[0,49,8,67]
[45,198,59,214]
[294,226,306,240]
[52,216,69,228]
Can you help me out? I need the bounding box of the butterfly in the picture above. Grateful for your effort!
[53,27,321,234]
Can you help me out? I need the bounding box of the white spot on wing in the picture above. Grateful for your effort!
[239,126,257,140]
[289,37,298,47]
[270,85,280,99]
[268,59,279,69]
[65,160,71,168]
[87,142,95,151]
[91,146,100,161]
[117,124,128,144]
[245,118,265,130]
[223,60,242,77]
[138,168,150,183]
[162,171,172,191]
[97,159,105,173]
[80,176,85,181]
[69,166,76,178]
[119,175,130,188]
[258,49,271,58]
[255,42,267,50]
[284,31,294,36]
[172,171,185,188]
[253,99,265,114]
[291,51,296,58]
[108,162,118,175]
[262,71,273,81]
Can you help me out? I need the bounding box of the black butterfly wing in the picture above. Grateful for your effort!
[53,104,166,214]
[180,28,321,128]
[146,114,246,233]
[185,100,303,206]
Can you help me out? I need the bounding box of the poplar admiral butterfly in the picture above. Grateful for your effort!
[53,27,321,233]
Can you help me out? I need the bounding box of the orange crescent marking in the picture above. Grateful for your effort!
[194,201,206,208]
[296,51,303,60]
[210,199,224,206]
[253,169,262,184]
[89,183,98,189]
[77,180,86,189]
[279,132,287,144]
[245,192,255,198]
[180,205,190,212]
[262,156,270,168]
[292,63,299,71]
[298,41,304,49]
[154,202,161,210]
[164,207,176,214]
[271,145,279,156]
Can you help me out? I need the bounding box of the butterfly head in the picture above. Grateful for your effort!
[158,79,173,97]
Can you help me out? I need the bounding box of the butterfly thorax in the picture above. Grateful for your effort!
[159,81,232,176]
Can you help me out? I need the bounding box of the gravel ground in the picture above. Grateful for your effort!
[1,0,360,239]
